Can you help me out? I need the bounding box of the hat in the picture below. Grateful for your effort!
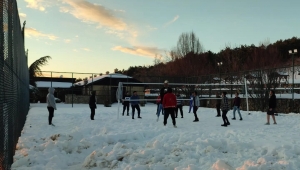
[164,80,168,84]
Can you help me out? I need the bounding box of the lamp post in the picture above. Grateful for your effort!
[217,62,223,93]
[289,49,298,110]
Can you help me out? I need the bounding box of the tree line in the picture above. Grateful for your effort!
[121,32,300,78]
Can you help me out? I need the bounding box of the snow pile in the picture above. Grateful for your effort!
[12,103,300,170]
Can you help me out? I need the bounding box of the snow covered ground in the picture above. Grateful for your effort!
[12,103,300,170]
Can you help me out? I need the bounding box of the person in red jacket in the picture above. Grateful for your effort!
[162,87,177,128]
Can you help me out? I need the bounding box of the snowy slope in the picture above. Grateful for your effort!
[12,103,300,170]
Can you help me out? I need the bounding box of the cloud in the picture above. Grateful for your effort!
[24,0,46,11]
[82,48,90,51]
[112,46,164,58]
[164,15,179,27]
[64,39,71,43]
[25,27,58,40]
[62,0,127,31]
[19,13,27,19]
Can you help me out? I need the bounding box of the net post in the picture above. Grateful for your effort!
[244,77,250,115]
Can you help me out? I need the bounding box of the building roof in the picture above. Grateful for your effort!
[74,73,140,86]
[36,81,73,88]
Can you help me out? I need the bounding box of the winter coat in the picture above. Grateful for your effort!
[47,87,57,110]
[130,95,140,106]
[160,87,168,104]
[162,93,177,108]
[89,94,97,109]
[123,94,130,105]
[221,97,229,111]
[233,97,241,107]
[176,95,183,105]
[216,95,221,106]
[156,95,161,104]
[269,94,276,109]
[189,95,193,106]
[193,96,200,107]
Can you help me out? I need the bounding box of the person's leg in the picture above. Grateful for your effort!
[221,110,227,125]
[132,105,135,119]
[216,104,221,116]
[48,107,54,125]
[157,104,162,117]
[237,107,242,119]
[170,108,176,126]
[47,107,51,125]
[175,106,178,118]
[163,109,170,125]
[224,110,230,125]
[232,106,236,119]
[271,115,277,124]
[137,105,141,118]
[122,105,126,115]
[266,114,270,124]
[193,106,199,121]
[189,104,192,113]
[179,105,183,118]
[91,108,95,120]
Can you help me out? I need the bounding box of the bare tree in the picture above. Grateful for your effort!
[173,31,205,58]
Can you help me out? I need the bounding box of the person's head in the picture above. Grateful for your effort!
[222,91,227,97]
[176,92,180,96]
[167,87,172,93]
[235,92,239,97]
[48,87,55,94]
[193,91,197,96]
[164,80,169,87]
[133,91,137,96]
[270,90,275,96]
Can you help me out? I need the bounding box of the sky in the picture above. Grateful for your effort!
[17,0,300,77]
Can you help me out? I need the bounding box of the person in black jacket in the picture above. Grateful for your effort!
[265,90,277,125]
[89,91,97,120]
[157,80,168,118]
[122,91,130,116]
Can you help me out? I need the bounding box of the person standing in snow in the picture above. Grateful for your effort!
[122,91,130,116]
[188,93,193,113]
[175,93,184,118]
[157,80,168,119]
[47,87,57,126]
[162,87,177,128]
[192,91,200,122]
[221,91,230,127]
[215,93,221,117]
[89,91,97,120]
[130,91,141,119]
[265,90,277,125]
[232,92,243,120]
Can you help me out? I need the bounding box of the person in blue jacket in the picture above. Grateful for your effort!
[130,91,141,119]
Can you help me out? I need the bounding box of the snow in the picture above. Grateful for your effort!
[12,103,300,170]
[36,81,73,88]
[74,73,132,86]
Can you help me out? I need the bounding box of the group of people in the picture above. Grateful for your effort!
[45,81,277,127]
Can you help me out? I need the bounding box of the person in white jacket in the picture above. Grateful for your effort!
[47,87,57,126]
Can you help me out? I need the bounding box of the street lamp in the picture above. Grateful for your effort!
[289,49,298,110]
[217,62,223,92]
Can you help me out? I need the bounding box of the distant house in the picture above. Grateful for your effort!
[68,73,144,104]
[34,77,76,103]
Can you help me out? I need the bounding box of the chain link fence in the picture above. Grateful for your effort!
[0,0,29,169]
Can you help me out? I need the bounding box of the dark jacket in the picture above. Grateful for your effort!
[160,87,168,104]
[269,94,276,109]
[123,94,130,105]
[89,94,97,108]
[216,95,221,106]
[233,97,241,107]
[163,93,177,108]
[130,95,140,106]
[221,97,229,111]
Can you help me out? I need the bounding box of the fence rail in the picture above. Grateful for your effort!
[0,0,29,169]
